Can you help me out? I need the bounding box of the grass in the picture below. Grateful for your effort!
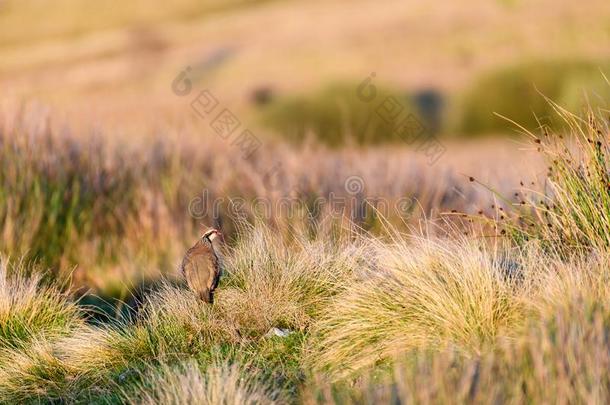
[458,59,610,135]
[1,224,610,402]
[489,97,610,254]
[0,257,82,350]
[3,0,610,401]
[308,236,529,379]
[3,93,610,402]
[127,359,280,405]
[259,83,421,147]
[305,301,610,404]
[0,115,140,268]
[1,106,485,299]
[304,250,610,403]
[2,221,610,402]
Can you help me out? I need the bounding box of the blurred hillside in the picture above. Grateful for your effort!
[2,0,610,137]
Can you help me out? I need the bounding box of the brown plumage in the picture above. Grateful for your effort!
[180,228,224,303]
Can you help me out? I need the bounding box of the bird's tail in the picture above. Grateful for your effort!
[199,288,213,304]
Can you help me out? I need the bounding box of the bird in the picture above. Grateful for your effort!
[180,228,224,303]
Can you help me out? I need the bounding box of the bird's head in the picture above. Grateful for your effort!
[202,228,224,244]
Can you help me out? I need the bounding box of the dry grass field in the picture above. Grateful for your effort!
[2,0,610,403]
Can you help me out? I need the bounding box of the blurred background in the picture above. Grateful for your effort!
[2,0,609,135]
[1,0,609,303]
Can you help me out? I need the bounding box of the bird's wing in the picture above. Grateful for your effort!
[180,241,218,295]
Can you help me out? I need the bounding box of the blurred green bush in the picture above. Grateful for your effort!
[458,59,610,135]
[259,83,422,147]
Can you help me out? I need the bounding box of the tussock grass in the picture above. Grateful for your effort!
[222,225,365,334]
[0,257,82,349]
[134,285,240,354]
[2,226,610,402]
[309,236,530,378]
[127,360,280,405]
[0,339,74,403]
[306,298,610,404]
[56,288,237,384]
[497,99,610,254]
[57,325,144,379]
[534,108,610,251]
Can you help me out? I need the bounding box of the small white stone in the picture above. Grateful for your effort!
[264,327,293,338]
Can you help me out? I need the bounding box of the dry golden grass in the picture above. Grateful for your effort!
[0,257,83,350]
[306,302,610,404]
[0,338,75,403]
[0,106,538,298]
[129,360,280,405]
[1,49,610,402]
[308,236,530,379]
[0,221,610,402]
